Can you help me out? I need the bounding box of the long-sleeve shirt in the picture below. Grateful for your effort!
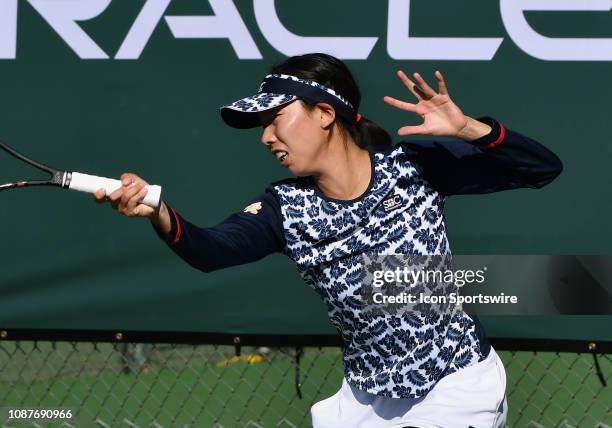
[154,117,562,398]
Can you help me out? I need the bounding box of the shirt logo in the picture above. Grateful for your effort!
[243,202,262,214]
[381,194,404,212]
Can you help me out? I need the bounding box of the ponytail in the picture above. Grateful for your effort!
[353,116,392,148]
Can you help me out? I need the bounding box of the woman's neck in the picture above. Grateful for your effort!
[313,137,372,201]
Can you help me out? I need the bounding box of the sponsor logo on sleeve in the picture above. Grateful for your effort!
[243,202,262,214]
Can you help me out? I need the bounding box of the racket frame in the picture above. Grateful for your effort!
[0,140,162,208]
[0,140,67,191]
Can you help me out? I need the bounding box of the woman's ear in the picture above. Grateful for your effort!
[315,103,336,129]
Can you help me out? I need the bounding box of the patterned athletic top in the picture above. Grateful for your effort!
[155,117,562,399]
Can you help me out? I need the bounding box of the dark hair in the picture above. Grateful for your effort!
[270,53,391,148]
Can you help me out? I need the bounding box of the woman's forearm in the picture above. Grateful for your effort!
[150,201,172,236]
[401,117,563,195]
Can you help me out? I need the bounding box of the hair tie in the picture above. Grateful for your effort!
[356,112,362,123]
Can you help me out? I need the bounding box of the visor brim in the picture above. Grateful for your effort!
[220,93,298,129]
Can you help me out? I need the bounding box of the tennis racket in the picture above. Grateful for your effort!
[0,139,162,208]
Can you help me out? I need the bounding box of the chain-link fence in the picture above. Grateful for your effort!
[1,340,610,427]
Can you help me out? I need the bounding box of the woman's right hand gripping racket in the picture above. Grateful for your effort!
[0,139,162,208]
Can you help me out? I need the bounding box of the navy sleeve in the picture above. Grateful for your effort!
[400,117,563,196]
[153,189,285,273]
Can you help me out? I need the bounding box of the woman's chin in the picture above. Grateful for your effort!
[291,167,312,177]
[286,163,302,176]
[285,159,315,177]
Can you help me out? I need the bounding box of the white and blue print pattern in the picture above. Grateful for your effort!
[223,73,356,115]
[223,92,297,114]
[271,144,487,399]
[260,74,355,111]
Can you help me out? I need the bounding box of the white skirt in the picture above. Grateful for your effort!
[311,347,507,428]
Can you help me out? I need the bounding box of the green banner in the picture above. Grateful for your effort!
[1,0,610,340]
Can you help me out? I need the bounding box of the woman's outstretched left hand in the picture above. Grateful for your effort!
[383,70,490,140]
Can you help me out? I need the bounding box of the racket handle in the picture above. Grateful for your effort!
[68,172,162,208]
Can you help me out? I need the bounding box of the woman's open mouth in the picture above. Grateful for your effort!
[275,151,288,163]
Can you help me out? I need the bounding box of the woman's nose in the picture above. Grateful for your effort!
[261,125,276,147]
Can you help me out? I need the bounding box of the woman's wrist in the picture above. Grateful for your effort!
[150,201,172,236]
[456,116,493,141]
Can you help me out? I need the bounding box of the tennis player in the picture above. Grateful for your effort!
[95,53,562,427]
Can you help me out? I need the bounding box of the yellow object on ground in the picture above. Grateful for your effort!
[217,354,266,368]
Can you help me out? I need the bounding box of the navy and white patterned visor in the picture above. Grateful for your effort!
[220,74,356,129]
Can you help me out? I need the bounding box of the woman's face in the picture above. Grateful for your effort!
[259,100,330,176]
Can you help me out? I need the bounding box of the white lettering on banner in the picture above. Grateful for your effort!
[165,0,262,59]
[387,0,503,60]
[253,0,378,59]
[0,0,17,59]
[116,0,172,59]
[27,0,111,59]
[500,0,612,61]
[0,0,610,61]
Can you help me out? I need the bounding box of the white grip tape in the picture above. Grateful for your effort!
[69,172,162,208]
